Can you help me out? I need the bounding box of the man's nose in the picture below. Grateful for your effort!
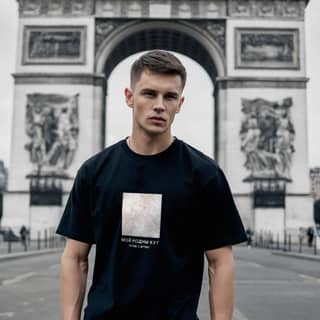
[153,96,165,113]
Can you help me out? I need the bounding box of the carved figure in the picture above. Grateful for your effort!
[232,0,251,15]
[24,0,40,13]
[48,0,63,14]
[240,97,295,181]
[25,93,79,174]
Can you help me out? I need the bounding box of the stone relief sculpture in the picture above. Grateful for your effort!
[256,1,275,16]
[205,21,226,53]
[48,0,64,15]
[23,0,41,14]
[95,20,126,52]
[18,0,305,18]
[230,0,251,16]
[229,0,304,18]
[25,93,79,174]
[240,97,295,181]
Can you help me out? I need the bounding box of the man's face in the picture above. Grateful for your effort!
[125,70,184,137]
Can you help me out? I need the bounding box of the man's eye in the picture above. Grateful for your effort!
[143,92,154,97]
[166,95,177,100]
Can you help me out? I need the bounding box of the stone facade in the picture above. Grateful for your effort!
[2,0,313,237]
[18,0,307,19]
[310,167,320,200]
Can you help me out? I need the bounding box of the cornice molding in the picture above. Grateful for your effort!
[18,0,307,19]
[216,76,309,89]
[13,73,106,86]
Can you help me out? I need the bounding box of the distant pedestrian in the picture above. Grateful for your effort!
[19,225,28,251]
[306,226,314,248]
[246,228,253,248]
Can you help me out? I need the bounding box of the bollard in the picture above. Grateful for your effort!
[44,229,48,249]
[299,235,302,253]
[7,237,12,254]
[37,231,41,250]
[277,233,280,250]
[314,237,317,255]
[270,233,274,250]
[288,234,292,252]
[283,231,287,252]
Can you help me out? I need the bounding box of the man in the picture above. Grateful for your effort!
[57,50,247,320]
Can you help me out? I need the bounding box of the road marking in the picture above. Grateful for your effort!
[299,274,320,283]
[0,312,15,318]
[247,262,263,268]
[49,264,59,270]
[233,307,249,320]
[2,272,36,286]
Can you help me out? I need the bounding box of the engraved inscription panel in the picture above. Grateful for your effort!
[23,26,86,64]
[235,28,299,69]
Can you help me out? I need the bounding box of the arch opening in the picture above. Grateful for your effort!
[106,52,214,157]
[102,28,219,83]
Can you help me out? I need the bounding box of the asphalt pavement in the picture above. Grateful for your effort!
[0,245,319,319]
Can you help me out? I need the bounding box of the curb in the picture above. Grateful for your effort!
[271,250,320,262]
[0,248,63,262]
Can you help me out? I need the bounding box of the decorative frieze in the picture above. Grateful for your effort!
[229,0,305,19]
[20,0,95,16]
[18,1,307,18]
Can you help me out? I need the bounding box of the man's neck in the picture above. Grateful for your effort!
[127,133,175,155]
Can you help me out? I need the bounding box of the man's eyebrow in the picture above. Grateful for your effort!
[140,88,180,96]
[140,88,156,92]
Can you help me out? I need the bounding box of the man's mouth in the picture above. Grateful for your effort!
[149,116,166,122]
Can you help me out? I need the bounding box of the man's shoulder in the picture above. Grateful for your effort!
[79,139,124,173]
[179,139,218,170]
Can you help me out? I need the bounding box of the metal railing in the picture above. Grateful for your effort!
[0,229,65,255]
[251,231,319,256]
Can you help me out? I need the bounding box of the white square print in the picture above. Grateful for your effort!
[122,192,162,238]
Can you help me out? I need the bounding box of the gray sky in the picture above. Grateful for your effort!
[0,0,319,167]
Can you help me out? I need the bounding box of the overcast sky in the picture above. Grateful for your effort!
[0,0,319,167]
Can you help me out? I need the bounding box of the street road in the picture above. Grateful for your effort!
[0,246,319,319]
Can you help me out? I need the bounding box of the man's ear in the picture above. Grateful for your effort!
[177,96,185,113]
[125,87,134,108]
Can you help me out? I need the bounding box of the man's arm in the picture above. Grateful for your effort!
[205,246,235,320]
[60,238,91,320]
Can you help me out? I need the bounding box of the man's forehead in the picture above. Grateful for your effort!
[136,71,183,91]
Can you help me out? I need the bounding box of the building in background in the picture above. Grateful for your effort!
[1,0,314,239]
[0,160,8,223]
[310,167,320,200]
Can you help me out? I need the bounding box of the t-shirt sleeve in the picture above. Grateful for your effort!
[56,163,95,244]
[200,166,247,251]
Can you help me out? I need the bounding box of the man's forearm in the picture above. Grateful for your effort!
[60,254,89,320]
[208,257,235,320]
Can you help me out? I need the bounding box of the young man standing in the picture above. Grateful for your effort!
[57,50,247,320]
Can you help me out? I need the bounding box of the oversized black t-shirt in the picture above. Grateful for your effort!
[56,138,247,320]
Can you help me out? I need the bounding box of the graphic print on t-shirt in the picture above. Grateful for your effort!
[121,193,162,248]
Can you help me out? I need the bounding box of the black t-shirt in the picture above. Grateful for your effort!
[56,138,247,320]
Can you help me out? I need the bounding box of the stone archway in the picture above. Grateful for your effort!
[2,0,313,239]
[94,19,226,156]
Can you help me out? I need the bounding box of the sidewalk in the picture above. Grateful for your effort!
[271,250,320,261]
[0,239,64,262]
[246,241,320,262]
[0,247,63,262]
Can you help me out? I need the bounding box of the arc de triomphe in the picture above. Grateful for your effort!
[2,0,313,238]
